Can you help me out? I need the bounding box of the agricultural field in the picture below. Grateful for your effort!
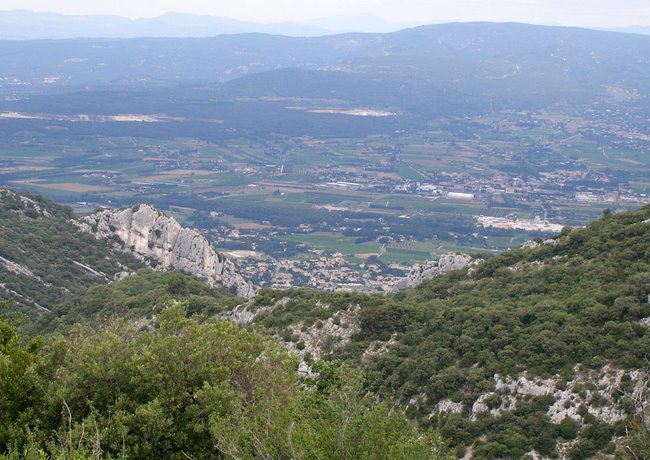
[277,232,382,260]
[0,109,647,285]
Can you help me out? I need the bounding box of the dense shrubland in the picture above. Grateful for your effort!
[248,206,650,457]
[0,302,451,459]
[39,270,240,334]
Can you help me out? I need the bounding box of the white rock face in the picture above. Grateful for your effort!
[436,399,465,415]
[467,366,634,425]
[522,238,559,249]
[362,333,398,364]
[78,205,255,298]
[0,188,52,218]
[392,253,474,291]
[228,297,361,375]
[228,302,275,325]
[0,255,45,282]
[287,304,361,361]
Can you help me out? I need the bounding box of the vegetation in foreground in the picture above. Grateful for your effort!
[38,270,241,334]
[0,302,451,459]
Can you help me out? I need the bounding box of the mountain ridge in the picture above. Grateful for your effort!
[234,204,650,457]
[0,189,147,314]
[0,190,252,316]
[1,21,648,142]
[0,10,333,39]
[2,21,648,93]
[76,204,255,298]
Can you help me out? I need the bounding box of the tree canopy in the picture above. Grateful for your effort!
[0,302,451,459]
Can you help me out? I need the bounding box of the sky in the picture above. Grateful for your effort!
[0,0,648,28]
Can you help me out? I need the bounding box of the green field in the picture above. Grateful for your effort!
[277,232,381,256]
[1,111,646,269]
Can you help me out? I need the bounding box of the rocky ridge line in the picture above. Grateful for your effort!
[76,204,255,298]
[391,252,476,291]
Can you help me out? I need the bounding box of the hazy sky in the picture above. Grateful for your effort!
[1,0,648,27]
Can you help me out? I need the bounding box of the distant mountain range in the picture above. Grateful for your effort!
[0,21,647,140]
[604,26,650,35]
[0,10,419,39]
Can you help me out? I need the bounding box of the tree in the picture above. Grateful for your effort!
[621,368,650,459]
[0,301,42,450]
[34,302,298,459]
[2,302,453,459]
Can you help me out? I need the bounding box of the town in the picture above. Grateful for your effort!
[1,109,648,290]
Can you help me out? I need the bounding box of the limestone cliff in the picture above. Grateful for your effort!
[77,204,255,298]
[391,252,475,291]
[226,297,361,377]
[431,365,643,427]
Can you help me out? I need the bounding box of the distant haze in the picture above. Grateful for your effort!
[0,0,648,29]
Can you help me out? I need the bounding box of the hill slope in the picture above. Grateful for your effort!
[76,204,255,298]
[3,189,650,457]
[0,189,146,315]
[0,190,249,318]
[1,22,647,140]
[0,191,650,458]
[237,205,650,457]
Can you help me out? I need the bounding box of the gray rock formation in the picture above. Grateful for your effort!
[0,188,52,219]
[422,365,645,441]
[521,238,559,249]
[226,297,361,377]
[287,304,360,361]
[77,204,255,298]
[391,252,474,291]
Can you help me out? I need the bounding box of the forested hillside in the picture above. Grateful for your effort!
[242,205,650,457]
[0,190,247,324]
[2,23,649,140]
[38,270,242,334]
[0,188,451,457]
[0,190,146,315]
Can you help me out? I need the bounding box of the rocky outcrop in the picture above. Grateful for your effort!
[521,238,559,249]
[424,365,640,426]
[392,252,475,291]
[0,255,46,283]
[77,204,255,298]
[227,297,361,376]
[287,304,361,361]
[0,188,52,219]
